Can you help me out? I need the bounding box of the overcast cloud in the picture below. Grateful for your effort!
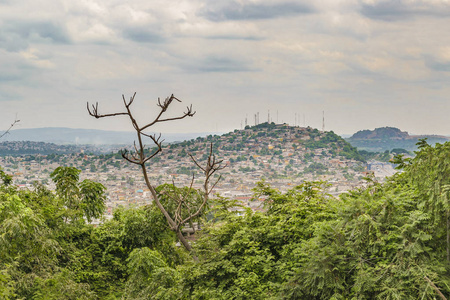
[0,0,449,135]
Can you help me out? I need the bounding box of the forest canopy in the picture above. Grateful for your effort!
[1,140,450,299]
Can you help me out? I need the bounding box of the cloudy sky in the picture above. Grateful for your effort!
[1,0,449,136]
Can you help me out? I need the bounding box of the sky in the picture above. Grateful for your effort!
[1,0,450,136]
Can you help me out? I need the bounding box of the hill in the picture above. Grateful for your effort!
[0,141,125,156]
[0,141,81,156]
[161,122,368,188]
[189,122,365,162]
[347,126,449,152]
[1,122,372,197]
[350,127,409,139]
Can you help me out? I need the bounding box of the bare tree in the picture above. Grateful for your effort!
[0,117,20,140]
[87,93,224,256]
[171,143,225,233]
[189,143,226,217]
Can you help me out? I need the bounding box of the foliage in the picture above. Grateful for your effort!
[338,144,365,162]
[2,141,450,299]
[124,247,181,299]
[156,184,207,226]
[50,166,106,223]
[303,162,329,175]
[0,168,12,186]
[279,141,450,299]
[0,269,15,299]
[179,141,450,299]
[181,181,335,299]
[390,148,411,155]
[0,166,183,299]
[398,139,450,262]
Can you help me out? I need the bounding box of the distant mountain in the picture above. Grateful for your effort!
[1,127,217,145]
[347,127,449,152]
[350,127,409,140]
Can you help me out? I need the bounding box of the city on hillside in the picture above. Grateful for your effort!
[0,123,400,216]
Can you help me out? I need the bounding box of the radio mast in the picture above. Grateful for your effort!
[322,111,325,132]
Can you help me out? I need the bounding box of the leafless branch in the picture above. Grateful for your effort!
[88,92,203,255]
[132,141,140,154]
[209,175,223,195]
[87,92,193,165]
[189,153,206,173]
[87,102,127,119]
[160,143,225,235]
[120,150,141,165]
[0,117,20,140]
[141,95,195,131]
[180,143,226,226]
[88,93,224,261]
[188,173,195,190]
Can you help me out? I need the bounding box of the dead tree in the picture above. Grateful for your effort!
[189,143,225,217]
[87,93,223,255]
[172,143,225,233]
[0,117,20,139]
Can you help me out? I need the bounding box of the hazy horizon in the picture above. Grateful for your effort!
[1,0,449,136]
[4,124,450,139]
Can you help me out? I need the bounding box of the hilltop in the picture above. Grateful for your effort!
[172,122,364,163]
[347,126,449,152]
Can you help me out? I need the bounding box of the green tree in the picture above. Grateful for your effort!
[281,141,450,299]
[0,168,12,186]
[50,166,106,223]
[124,247,181,299]
[397,139,450,262]
[182,181,334,299]
[0,166,185,299]
[0,178,98,299]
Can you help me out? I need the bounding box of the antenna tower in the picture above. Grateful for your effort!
[322,111,325,132]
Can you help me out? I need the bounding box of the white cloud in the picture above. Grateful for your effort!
[0,0,448,135]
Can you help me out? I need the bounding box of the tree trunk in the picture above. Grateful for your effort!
[176,229,198,262]
[425,276,447,300]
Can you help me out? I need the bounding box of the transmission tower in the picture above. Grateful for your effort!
[322,111,325,132]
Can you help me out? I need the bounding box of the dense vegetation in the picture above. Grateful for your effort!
[1,140,450,299]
